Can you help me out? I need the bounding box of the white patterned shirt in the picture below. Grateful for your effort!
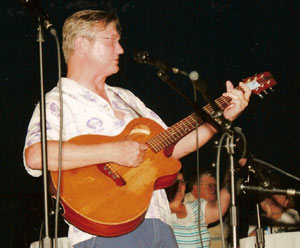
[23,78,173,247]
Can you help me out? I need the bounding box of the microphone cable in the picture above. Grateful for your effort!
[52,28,63,248]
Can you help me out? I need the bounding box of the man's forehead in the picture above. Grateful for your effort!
[177,173,184,180]
[200,175,216,183]
[95,22,119,34]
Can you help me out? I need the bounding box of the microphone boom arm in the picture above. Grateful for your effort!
[156,70,223,132]
[189,71,232,130]
[133,51,231,131]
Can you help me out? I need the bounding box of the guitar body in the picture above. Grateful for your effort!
[50,117,181,237]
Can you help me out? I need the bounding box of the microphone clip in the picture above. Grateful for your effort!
[245,155,271,188]
[189,70,232,130]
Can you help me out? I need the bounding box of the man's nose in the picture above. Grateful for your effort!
[116,42,124,54]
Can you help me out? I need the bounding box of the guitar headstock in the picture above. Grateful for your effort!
[243,71,277,98]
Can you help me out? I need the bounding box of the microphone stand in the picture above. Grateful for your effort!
[188,70,242,248]
[255,203,265,248]
[252,157,300,183]
[37,17,52,248]
[226,133,239,248]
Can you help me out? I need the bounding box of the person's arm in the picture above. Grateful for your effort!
[204,187,231,225]
[171,123,217,159]
[204,156,248,224]
[172,81,250,159]
[25,139,147,171]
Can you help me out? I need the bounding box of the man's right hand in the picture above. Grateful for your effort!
[112,140,148,167]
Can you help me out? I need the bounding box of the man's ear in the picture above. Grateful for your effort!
[74,36,90,56]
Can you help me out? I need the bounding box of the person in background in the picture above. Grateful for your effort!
[166,172,231,247]
[23,9,251,248]
[248,194,300,236]
[184,170,230,248]
[184,170,217,203]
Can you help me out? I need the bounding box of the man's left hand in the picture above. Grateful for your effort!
[222,81,251,121]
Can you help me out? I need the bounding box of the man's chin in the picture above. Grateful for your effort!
[106,67,119,77]
[113,66,120,73]
[210,195,217,201]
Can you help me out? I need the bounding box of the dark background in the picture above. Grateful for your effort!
[1,0,299,247]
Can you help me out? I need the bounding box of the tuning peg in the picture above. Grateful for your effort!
[263,90,268,95]
[269,87,274,92]
[258,94,264,99]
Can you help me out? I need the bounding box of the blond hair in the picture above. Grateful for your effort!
[62,9,120,62]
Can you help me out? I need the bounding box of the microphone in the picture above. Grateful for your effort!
[133,51,188,76]
[188,70,209,97]
[239,184,300,196]
[21,0,57,36]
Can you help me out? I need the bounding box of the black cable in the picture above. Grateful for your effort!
[215,131,230,248]
[192,84,205,248]
[51,30,63,248]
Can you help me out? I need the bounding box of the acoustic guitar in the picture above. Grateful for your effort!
[50,71,277,237]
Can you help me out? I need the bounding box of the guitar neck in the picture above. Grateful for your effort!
[146,94,231,153]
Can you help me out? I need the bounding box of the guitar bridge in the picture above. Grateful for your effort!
[97,163,126,186]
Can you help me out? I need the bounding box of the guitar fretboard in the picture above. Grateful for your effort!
[146,93,234,153]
